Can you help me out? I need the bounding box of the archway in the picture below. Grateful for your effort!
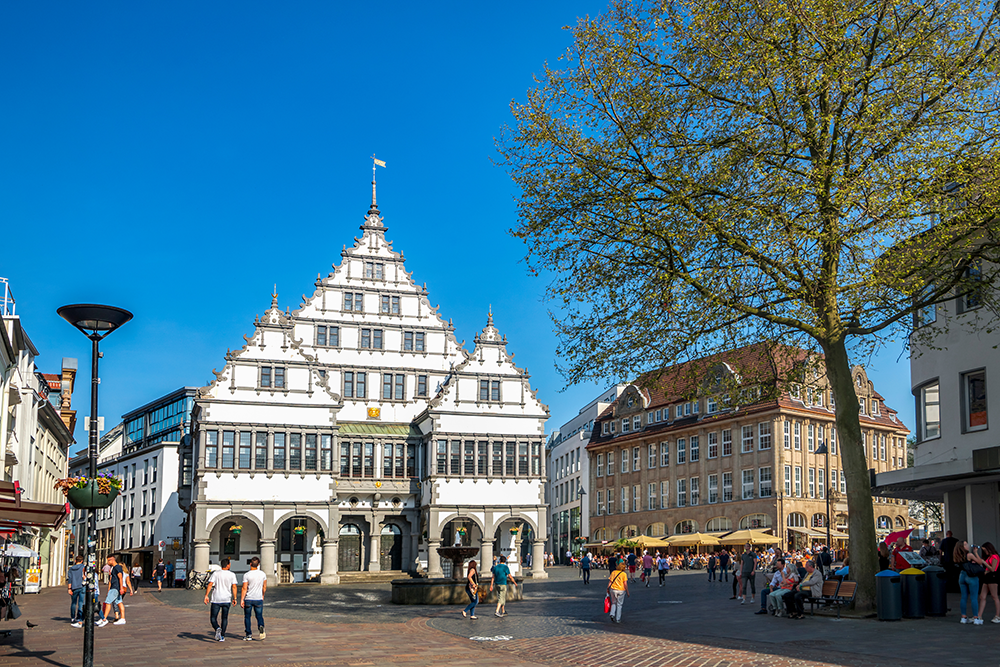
[740,514,772,530]
[380,524,402,571]
[706,516,732,532]
[339,524,362,572]
[674,519,697,535]
[276,516,320,582]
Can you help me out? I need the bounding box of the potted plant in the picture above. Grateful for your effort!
[55,473,123,510]
[230,525,243,535]
[293,525,307,535]
[509,527,519,536]
[457,527,467,536]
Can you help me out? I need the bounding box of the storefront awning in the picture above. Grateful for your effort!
[0,481,69,529]
[786,526,828,539]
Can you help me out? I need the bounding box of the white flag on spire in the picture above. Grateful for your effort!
[373,158,386,168]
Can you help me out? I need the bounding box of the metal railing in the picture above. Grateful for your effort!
[0,278,14,317]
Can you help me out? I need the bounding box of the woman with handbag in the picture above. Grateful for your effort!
[955,541,988,624]
[977,542,1000,624]
[606,562,629,623]
[461,560,479,620]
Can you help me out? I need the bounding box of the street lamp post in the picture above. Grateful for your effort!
[58,304,132,667]
[815,443,832,547]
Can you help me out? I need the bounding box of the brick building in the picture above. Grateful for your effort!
[588,343,911,551]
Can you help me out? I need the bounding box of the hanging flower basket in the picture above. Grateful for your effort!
[293,526,307,535]
[509,527,519,536]
[230,525,243,535]
[573,536,586,545]
[457,527,467,536]
[56,475,122,510]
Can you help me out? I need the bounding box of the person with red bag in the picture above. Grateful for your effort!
[606,563,629,623]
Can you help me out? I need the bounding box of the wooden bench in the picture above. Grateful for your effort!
[808,580,857,618]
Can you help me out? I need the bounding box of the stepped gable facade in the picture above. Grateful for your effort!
[190,196,549,584]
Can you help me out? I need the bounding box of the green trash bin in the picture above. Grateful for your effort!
[876,570,902,621]
[923,565,947,616]
[901,567,926,618]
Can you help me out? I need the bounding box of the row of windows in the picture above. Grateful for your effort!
[914,261,984,327]
[434,440,542,476]
[119,520,155,551]
[204,430,334,472]
[114,457,158,492]
[595,467,773,514]
[595,424,772,475]
[918,369,988,441]
[317,326,427,351]
[603,385,848,438]
[343,291,407,315]
[781,464,845,498]
[340,442,417,478]
[344,371,429,400]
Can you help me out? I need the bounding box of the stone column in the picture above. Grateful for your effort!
[427,538,443,578]
[480,540,494,580]
[369,532,381,572]
[193,539,210,573]
[531,539,548,579]
[320,539,340,584]
[259,539,277,587]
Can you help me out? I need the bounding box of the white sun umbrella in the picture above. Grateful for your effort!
[1,544,39,559]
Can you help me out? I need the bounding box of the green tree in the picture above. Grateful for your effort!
[500,0,1000,610]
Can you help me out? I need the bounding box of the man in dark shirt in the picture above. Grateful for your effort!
[820,547,833,578]
[626,552,637,582]
[940,530,959,591]
[718,549,730,582]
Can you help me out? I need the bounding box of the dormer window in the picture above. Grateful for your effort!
[479,379,501,402]
[621,418,629,433]
[859,398,866,414]
[655,409,662,422]
[707,397,718,414]
[602,422,609,435]
[633,415,641,431]
[364,261,384,280]
[790,384,802,400]
[871,399,879,415]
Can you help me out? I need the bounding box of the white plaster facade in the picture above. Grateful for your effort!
[875,278,1000,546]
[545,386,626,562]
[190,194,549,584]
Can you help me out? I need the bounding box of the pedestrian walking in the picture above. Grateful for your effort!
[707,553,717,582]
[739,545,757,605]
[718,549,730,582]
[656,552,668,586]
[165,561,175,588]
[461,560,479,619]
[101,561,112,585]
[204,557,238,641]
[101,555,128,625]
[977,542,1000,623]
[581,552,592,585]
[490,555,517,617]
[130,563,143,594]
[67,556,85,627]
[153,559,167,592]
[92,576,109,627]
[641,551,653,587]
[607,563,629,623]
[626,551,637,582]
[239,557,267,641]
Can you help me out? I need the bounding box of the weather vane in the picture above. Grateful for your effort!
[370,155,386,209]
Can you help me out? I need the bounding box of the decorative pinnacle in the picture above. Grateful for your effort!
[271,285,278,308]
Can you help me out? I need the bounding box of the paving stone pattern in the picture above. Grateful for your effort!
[0,568,994,667]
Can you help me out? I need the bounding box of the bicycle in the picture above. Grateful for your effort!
[185,571,211,590]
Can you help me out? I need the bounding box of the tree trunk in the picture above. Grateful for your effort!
[821,337,878,612]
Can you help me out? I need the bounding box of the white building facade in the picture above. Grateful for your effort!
[190,193,549,584]
[875,277,1000,546]
[546,386,626,562]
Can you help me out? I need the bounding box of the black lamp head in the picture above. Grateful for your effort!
[58,304,133,338]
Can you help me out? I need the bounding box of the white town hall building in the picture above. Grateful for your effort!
[189,185,549,584]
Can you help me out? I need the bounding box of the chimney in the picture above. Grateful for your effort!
[60,357,78,437]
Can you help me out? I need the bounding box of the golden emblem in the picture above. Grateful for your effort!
[367,407,381,419]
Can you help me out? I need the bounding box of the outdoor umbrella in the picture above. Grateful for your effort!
[1,544,39,559]
[633,535,670,549]
[666,533,721,547]
[718,529,781,546]
[883,528,913,546]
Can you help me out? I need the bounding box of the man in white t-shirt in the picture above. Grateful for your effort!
[239,557,268,642]
[203,558,238,642]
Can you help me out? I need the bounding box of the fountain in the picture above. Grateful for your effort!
[390,544,525,605]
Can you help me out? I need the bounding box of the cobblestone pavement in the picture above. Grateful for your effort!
[1,567,995,666]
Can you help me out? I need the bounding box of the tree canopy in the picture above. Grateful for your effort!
[501,0,1000,609]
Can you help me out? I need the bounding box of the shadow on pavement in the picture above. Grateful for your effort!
[177,631,222,643]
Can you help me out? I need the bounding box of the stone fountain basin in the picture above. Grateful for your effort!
[390,577,524,605]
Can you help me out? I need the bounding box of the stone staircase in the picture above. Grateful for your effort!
[337,570,411,584]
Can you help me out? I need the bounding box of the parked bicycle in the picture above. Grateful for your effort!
[185,570,211,590]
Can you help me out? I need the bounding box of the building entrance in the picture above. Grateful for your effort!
[339,524,362,572]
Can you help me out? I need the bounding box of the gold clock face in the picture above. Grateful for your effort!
[367,407,381,420]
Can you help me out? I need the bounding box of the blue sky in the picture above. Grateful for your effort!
[0,2,915,453]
